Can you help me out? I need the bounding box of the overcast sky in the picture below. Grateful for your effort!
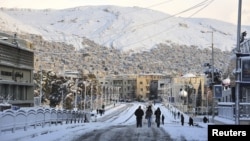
[1,0,250,25]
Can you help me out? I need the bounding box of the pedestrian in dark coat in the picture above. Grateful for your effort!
[188,117,194,126]
[161,114,165,125]
[154,107,161,127]
[181,114,184,126]
[145,105,153,127]
[203,116,208,123]
[134,106,144,127]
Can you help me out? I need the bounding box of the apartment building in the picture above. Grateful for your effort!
[157,76,172,102]
[171,74,206,114]
[0,33,34,107]
[103,74,136,101]
[135,73,164,100]
[102,73,165,101]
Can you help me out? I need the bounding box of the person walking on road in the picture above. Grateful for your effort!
[161,114,165,125]
[203,116,208,123]
[181,114,184,126]
[154,107,161,127]
[145,105,153,127]
[188,116,194,126]
[134,106,144,128]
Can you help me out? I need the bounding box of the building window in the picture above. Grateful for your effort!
[1,71,12,76]
[140,81,143,84]
[127,86,130,90]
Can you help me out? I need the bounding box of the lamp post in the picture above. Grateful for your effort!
[106,86,109,105]
[117,87,121,102]
[203,30,215,122]
[61,90,64,110]
[104,85,107,105]
[105,85,107,105]
[210,31,215,123]
[108,86,111,105]
[39,65,42,106]
[187,84,193,114]
[117,87,119,103]
[83,81,88,111]
[73,79,79,111]
[235,0,242,125]
[90,84,93,111]
[207,89,210,119]
[101,85,104,108]
[111,86,114,104]
[81,87,83,110]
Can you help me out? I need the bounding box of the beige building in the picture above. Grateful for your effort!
[98,72,210,115]
[136,73,164,100]
[0,33,34,107]
[102,73,164,101]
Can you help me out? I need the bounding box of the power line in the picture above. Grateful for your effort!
[101,0,214,48]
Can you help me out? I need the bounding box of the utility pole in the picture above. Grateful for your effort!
[210,31,215,123]
[74,79,78,111]
[84,82,86,111]
[204,31,215,122]
[61,90,64,110]
[235,0,242,125]
[90,84,93,111]
[39,65,42,106]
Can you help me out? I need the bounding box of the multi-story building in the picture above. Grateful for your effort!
[0,33,34,107]
[217,38,250,124]
[169,73,206,114]
[103,74,136,101]
[135,73,164,100]
[102,73,165,101]
[157,75,172,102]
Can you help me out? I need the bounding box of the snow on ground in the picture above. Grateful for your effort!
[0,102,234,141]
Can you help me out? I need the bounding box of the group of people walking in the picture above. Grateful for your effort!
[135,105,198,128]
[134,105,164,128]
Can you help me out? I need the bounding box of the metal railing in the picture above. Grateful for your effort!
[0,108,90,134]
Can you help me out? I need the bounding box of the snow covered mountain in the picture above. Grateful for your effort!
[1,5,249,53]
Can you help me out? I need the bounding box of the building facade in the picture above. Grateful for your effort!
[170,74,206,114]
[136,73,164,100]
[217,38,250,124]
[0,33,34,107]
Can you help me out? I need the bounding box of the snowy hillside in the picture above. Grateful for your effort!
[0,5,249,52]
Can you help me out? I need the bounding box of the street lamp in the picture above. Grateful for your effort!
[101,85,104,108]
[203,30,215,122]
[104,85,107,105]
[90,84,93,111]
[73,79,79,111]
[105,86,108,105]
[207,89,210,119]
[117,87,121,102]
[39,65,42,107]
[61,89,64,110]
[235,0,242,125]
[116,87,121,103]
[83,81,89,111]
[186,84,193,114]
[207,31,214,84]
